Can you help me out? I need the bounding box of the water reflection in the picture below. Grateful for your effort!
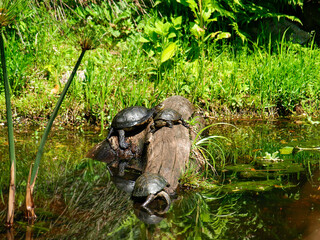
[133,204,165,225]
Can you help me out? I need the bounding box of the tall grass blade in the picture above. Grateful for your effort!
[0,0,28,228]
[26,49,87,220]
[1,29,17,227]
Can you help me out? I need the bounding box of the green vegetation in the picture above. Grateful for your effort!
[0,0,318,130]
[1,0,320,238]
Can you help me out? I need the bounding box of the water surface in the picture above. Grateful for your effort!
[0,119,320,239]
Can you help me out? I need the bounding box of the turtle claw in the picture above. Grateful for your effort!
[106,127,114,139]
[181,119,189,128]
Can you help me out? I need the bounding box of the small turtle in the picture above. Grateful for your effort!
[107,104,163,149]
[151,108,189,132]
[132,172,171,210]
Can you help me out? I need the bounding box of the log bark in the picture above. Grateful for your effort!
[144,96,197,194]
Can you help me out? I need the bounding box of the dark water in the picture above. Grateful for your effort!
[1,119,320,239]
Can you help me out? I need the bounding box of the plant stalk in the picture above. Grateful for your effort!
[1,30,17,227]
[26,49,87,219]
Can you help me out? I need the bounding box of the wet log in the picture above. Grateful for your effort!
[85,124,149,174]
[144,96,199,194]
[86,95,205,194]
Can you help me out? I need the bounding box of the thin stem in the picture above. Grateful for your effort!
[1,30,16,227]
[30,49,87,185]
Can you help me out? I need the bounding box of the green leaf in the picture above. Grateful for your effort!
[154,21,171,35]
[167,32,176,39]
[139,36,150,43]
[153,0,162,7]
[190,23,205,39]
[172,16,182,28]
[177,0,198,15]
[161,42,177,63]
[279,146,294,155]
[215,32,231,41]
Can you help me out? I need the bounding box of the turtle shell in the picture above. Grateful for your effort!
[154,109,182,122]
[111,106,154,130]
[132,172,169,197]
[112,176,136,194]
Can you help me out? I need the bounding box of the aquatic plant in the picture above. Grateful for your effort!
[0,0,26,227]
[1,21,16,228]
[26,20,100,220]
[192,123,235,174]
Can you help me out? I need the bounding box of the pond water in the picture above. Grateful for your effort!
[1,119,320,240]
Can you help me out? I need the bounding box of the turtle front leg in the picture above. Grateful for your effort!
[156,191,171,213]
[117,129,129,149]
[142,194,156,208]
[181,118,189,128]
[150,122,156,133]
[166,121,173,128]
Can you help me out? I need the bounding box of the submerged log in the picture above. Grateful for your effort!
[86,95,205,194]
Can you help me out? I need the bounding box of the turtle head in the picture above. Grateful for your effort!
[153,103,165,113]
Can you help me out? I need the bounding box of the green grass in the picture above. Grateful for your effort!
[2,40,320,127]
[0,1,319,130]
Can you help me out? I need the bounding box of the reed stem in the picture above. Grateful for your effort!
[1,30,17,227]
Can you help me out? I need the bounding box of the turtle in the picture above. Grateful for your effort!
[151,108,189,133]
[132,172,171,210]
[107,104,163,149]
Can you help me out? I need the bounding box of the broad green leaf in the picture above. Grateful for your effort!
[177,0,198,15]
[279,146,294,155]
[139,36,150,43]
[202,8,214,23]
[168,32,176,39]
[154,21,171,35]
[172,16,182,28]
[153,0,162,7]
[110,30,120,37]
[215,32,231,41]
[190,23,205,39]
[161,42,177,63]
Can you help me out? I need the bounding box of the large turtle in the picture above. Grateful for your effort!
[107,104,163,149]
[132,172,171,210]
[151,108,189,133]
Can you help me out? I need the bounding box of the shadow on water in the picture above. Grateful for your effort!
[0,119,320,239]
